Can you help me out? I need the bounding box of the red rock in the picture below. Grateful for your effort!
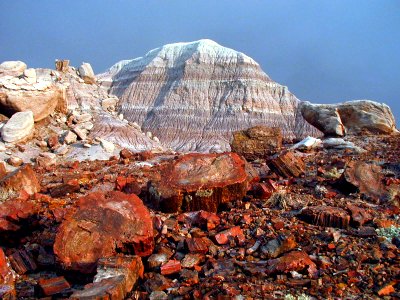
[47,135,60,149]
[267,151,305,178]
[214,226,245,245]
[0,199,39,231]
[298,206,350,229]
[38,276,70,296]
[267,251,318,279]
[179,210,221,231]
[230,126,283,160]
[346,203,372,227]
[181,253,204,269]
[160,260,181,275]
[49,180,80,198]
[53,191,154,273]
[0,162,6,179]
[185,237,212,254]
[252,180,276,199]
[138,150,154,161]
[0,248,14,290]
[8,250,37,274]
[0,164,40,202]
[149,153,253,213]
[120,149,134,159]
[70,275,125,300]
[341,161,387,201]
[95,256,144,296]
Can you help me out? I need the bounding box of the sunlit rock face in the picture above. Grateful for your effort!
[99,39,319,152]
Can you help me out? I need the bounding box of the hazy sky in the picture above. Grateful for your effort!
[1,0,399,124]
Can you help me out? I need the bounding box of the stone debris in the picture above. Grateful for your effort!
[268,151,305,178]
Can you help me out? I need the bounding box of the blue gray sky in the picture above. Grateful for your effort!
[1,0,399,124]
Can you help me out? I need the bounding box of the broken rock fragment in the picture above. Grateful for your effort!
[267,251,318,279]
[261,234,297,259]
[298,206,350,229]
[53,191,153,273]
[1,111,34,143]
[149,153,253,213]
[267,151,305,178]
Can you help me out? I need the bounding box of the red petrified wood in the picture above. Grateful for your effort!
[53,191,153,273]
[149,153,254,213]
[267,251,318,279]
[267,151,305,178]
[38,276,70,296]
[298,205,350,229]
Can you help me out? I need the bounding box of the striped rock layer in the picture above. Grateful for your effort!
[99,39,319,152]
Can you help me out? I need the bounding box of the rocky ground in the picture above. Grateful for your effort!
[0,133,399,300]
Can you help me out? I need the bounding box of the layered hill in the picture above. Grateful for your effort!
[98,39,319,152]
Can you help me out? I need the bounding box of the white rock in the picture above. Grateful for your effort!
[323,138,365,153]
[118,113,124,120]
[100,139,115,153]
[54,144,70,155]
[72,127,88,140]
[153,136,160,143]
[291,136,322,150]
[0,61,27,76]
[75,113,92,123]
[1,111,34,143]
[0,142,5,151]
[78,62,96,84]
[36,152,57,167]
[101,98,118,110]
[64,130,77,144]
[23,68,37,84]
[146,131,152,139]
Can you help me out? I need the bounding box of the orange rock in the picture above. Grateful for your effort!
[298,205,350,229]
[377,284,395,296]
[161,260,181,275]
[267,251,318,279]
[214,226,245,245]
[268,151,305,178]
[54,191,154,273]
[38,276,70,296]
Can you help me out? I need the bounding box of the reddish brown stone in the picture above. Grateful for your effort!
[95,256,144,295]
[0,164,40,202]
[341,161,387,201]
[0,162,6,179]
[181,253,204,269]
[214,226,245,245]
[160,260,181,275]
[268,151,305,178]
[252,180,276,199]
[346,203,373,227]
[53,191,153,273]
[70,275,125,300]
[0,199,39,231]
[377,284,395,296]
[230,126,282,160]
[298,206,350,229]
[138,150,154,161]
[267,251,318,279]
[178,210,221,231]
[120,149,134,159]
[261,234,297,258]
[0,248,14,287]
[8,250,37,274]
[149,153,253,213]
[38,276,70,296]
[185,237,212,254]
[49,180,80,198]
[47,135,60,149]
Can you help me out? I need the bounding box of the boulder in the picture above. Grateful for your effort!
[148,153,253,213]
[230,126,282,160]
[0,164,40,203]
[1,111,34,143]
[53,191,154,273]
[0,61,26,76]
[300,100,398,136]
[0,85,65,121]
[78,62,96,84]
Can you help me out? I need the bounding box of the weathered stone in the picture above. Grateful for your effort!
[230,126,282,160]
[102,97,118,110]
[178,210,221,231]
[49,181,80,198]
[70,276,125,300]
[261,234,297,258]
[147,253,169,269]
[0,164,40,202]
[0,85,65,122]
[252,180,276,200]
[63,130,77,144]
[38,276,70,296]
[94,255,144,296]
[100,139,115,153]
[1,111,34,143]
[300,100,398,136]
[341,161,387,201]
[0,162,6,179]
[214,226,245,245]
[8,250,37,274]
[36,152,57,167]
[0,61,26,76]
[185,237,212,254]
[6,157,23,167]
[148,153,252,213]
[119,148,134,159]
[346,203,373,227]
[0,199,38,231]
[55,59,70,72]
[0,248,15,299]
[78,62,96,84]
[181,253,204,269]
[267,251,318,278]
[47,135,60,149]
[268,151,305,178]
[160,260,181,275]
[72,127,87,140]
[53,191,153,273]
[298,206,350,229]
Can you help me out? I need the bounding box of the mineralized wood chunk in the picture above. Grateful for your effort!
[148,153,252,213]
[0,164,40,203]
[268,151,305,178]
[38,276,70,296]
[298,205,350,229]
[230,126,282,160]
[53,191,153,273]
[267,251,318,279]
